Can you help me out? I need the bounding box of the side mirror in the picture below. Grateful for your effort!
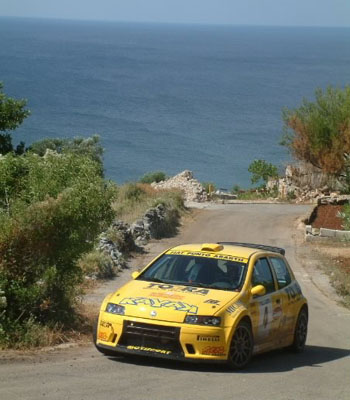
[251,284,266,297]
[131,271,140,279]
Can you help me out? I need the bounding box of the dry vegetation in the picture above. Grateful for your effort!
[112,183,184,223]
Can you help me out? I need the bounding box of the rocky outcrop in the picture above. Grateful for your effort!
[152,170,208,202]
[268,163,348,203]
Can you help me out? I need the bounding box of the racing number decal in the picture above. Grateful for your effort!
[263,306,268,329]
[258,298,273,337]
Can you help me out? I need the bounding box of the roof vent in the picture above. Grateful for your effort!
[201,243,223,252]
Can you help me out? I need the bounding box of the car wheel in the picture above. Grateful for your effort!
[291,308,308,353]
[93,317,117,357]
[227,320,253,369]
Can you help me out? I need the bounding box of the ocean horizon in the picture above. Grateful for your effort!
[1,17,350,188]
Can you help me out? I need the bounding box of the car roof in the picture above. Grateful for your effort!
[168,242,285,259]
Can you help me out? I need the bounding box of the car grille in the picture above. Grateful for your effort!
[118,321,183,354]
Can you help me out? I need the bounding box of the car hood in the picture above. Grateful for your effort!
[109,279,240,323]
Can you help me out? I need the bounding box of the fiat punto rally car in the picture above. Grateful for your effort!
[94,242,308,368]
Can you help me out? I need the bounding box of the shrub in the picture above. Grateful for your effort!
[139,171,167,184]
[282,86,350,175]
[0,150,116,346]
[231,185,242,194]
[338,204,350,231]
[202,182,216,194]
[78,250,117,279]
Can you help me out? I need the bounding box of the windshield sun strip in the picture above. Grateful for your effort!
[166,250,248,263]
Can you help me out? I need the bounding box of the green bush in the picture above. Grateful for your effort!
[139,171,167,184]
[0,150,116,346]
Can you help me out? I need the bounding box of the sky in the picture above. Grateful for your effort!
[1,0,350,27]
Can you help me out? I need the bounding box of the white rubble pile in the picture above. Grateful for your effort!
[151,170,208,202]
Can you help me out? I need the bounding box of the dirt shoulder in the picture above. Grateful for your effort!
[295,208,350,309]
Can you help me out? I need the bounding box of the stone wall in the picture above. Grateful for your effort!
[152,170,208,202]
[95,203,180,277]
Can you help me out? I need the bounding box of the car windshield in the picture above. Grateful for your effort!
[137,254,247,291]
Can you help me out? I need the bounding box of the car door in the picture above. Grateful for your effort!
[268,256,295,340]
[249,257,282,350]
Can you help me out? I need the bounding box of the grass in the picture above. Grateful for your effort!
[235,188,278,200]
[112,183,184,223]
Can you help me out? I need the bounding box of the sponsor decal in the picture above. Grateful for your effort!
[204,299,220,305]
[126,345,171,355]
[226,305,237,314]
[100,320,112,328]
[168,250,247,263]
[98,332,109,341]
[257,298,273,337]
[120,297,198,314]
[202,346,225,356]
[145,282,209,296]
[149,291,184,300]
[197,335,220,342]
[272,306,283,320]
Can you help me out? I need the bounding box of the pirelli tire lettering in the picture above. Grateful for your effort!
[197,335,220,342]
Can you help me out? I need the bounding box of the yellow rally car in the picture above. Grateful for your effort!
[94,242,308,368]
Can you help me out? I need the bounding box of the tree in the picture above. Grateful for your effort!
[28,135,104,175]
[0,82,30,154]
[248,159,278,186]
[281,86,350,175]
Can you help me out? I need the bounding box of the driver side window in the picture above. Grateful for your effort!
[252,258,275,294]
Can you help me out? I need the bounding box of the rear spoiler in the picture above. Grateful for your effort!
[217,242,285,256]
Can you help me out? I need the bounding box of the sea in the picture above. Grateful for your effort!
[1,17,350,188]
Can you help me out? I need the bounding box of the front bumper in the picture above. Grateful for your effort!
[96,312,230,362]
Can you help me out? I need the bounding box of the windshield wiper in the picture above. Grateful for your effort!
[180,282,212,289]
[139,277,169,284]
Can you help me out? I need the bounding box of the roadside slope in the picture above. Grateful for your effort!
[1,204,350,400]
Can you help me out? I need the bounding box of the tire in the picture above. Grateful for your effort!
[227,320,254,369]
[291,308,308,353]
[92,317,117,357]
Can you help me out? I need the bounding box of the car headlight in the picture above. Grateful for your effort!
[105,303,125,315]
[184,315,221,326]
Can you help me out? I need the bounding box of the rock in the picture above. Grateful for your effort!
[152,170,208,202]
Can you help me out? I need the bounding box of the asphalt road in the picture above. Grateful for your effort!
[1,204,350,400]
